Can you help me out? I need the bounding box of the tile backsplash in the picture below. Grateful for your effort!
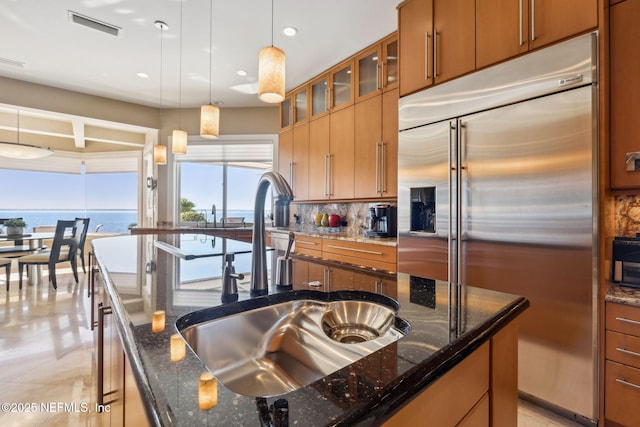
[292,202,395,236]
[615,195,640,236]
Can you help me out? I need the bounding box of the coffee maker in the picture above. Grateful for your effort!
[365,204,397,238]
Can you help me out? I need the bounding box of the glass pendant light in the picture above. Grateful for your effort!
[172,0,188,154]
[258,0,285,103]
[200,0,220,139]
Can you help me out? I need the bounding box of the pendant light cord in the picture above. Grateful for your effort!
[179,0,183,129]
[270,0,274,47]
[209,0,213,104]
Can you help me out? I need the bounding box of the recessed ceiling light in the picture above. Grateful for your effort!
[137,72,149,78]
[237,70,248,77]
[282,26,298,37]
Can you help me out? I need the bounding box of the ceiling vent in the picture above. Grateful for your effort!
[68,11,121,37]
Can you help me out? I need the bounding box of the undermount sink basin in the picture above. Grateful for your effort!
[177,292,410,397]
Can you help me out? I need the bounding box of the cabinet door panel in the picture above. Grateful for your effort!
[529,0,597,50]
[476,0,529,68]
[329,107,355,199]
[433,0,475,84]
[382,88,398,198]
[292,124,309,200]
[278,129,293,187]
[399,0,433,96]
[354,95,382,198]
[308,115,330,199]
[610,0,640,189]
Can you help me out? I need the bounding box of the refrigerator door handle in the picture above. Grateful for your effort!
[448,120,455,284]
[457,119,465,286]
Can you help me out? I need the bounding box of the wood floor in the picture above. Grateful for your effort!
[0,265,583,426]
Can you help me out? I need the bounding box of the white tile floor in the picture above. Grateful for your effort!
[0,266,585,426]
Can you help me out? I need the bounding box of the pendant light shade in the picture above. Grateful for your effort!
[258,46,285,103]
[200,104,220,139]
[153,144,167,165]
[172,128,188,154]
[0,110,54,159]
[0,141,53,159]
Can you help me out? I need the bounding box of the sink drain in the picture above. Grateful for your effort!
[324,324,380,344]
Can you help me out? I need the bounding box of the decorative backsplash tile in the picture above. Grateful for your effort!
[615,195,640,236]
[291,202,395,236]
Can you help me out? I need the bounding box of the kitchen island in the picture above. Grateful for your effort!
[91,233,528,426]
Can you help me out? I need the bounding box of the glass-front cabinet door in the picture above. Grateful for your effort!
[310,74,329,119]
[330,59,354,111]
[294,86,309,125]
[383,34,398,92]
[279,95,292,130]
[356,34,398,101]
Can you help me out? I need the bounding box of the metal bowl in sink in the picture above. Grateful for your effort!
[176,291,410,397]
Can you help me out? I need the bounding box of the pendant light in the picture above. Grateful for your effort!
[0,110,54,159]
[258,0,285,103]
[172,0,188,155]
[153,20,168,165]
[200,0,220,139]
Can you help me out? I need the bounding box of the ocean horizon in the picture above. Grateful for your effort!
[0,209,137,233]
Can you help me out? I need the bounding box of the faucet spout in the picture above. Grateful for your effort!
[251,172,293,295]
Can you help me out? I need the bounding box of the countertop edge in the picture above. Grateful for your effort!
[605,283,640,307]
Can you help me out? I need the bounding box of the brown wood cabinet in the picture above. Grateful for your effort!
[279,123,310,200]
[354,88,398,199]
[355,33,398,102]
[91,264,148,427]
[398,0,475,97]
[277,128,292,185]
[610,0,640,189]
[321,238,396,271]
[383,321,519,426]
[476,0,598,69]
[604,302,640,426]
[308,107,355,201]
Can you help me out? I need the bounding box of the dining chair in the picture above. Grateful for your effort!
[75,218,90,273]
[0,258,11,291]
[17,219,83,290]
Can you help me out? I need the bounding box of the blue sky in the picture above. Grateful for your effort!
[0,170,137,210]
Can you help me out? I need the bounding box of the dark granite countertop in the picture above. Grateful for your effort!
[605,283,640,307]
[91,233,528,426]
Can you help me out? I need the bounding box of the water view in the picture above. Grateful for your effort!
[0,210,137,233]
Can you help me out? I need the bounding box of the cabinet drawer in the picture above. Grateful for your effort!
[605,360,640,426]
[606,331,640,369]
[606,302,640,337]
[322,239,396,271]
[293,235,322,256]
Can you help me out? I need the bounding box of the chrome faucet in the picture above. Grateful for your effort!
[251,171,293,296]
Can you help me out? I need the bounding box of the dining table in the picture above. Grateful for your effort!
[0,232,55,285]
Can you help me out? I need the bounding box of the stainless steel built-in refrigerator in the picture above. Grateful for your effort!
[398,33,598,423]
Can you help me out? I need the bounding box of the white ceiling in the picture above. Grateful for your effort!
[0,0,400,109]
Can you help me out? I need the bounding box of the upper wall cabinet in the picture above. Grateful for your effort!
[279,86,310,131]
[476,0,598,70]
[310,59,355,120]
[398,0,475,97]
[355,33,399,102]
[610,0,640,189]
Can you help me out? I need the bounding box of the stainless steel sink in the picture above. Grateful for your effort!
[178,296,410,397]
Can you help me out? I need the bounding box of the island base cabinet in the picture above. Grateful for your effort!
[383,321,518,427]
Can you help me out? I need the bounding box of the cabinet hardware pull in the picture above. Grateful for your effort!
[97,303,114,408]
[519,0,524,46]
[289,162,295,194]
[380,141,386,193]
[326,244,383,256]
[531,0,536,42]
[616,316,640,326]
[616,378,640,391]
[375,143,380,194]
[616,347,640,358]
[424,32,430,80]
[380,61,384,89]
[297,240,318,246]
[433,30,438,79]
